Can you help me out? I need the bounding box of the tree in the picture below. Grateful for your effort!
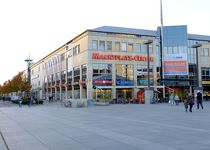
[0,72,31,94]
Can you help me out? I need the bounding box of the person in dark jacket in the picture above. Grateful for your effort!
[187,94,194,112]
[196,91,203,109]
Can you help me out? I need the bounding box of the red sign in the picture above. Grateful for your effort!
[94,80,112,84]
[92,53,153,62]
[79,81,86,85]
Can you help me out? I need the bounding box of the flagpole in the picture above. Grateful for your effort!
[160,0,165,98]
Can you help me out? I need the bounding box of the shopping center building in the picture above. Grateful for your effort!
[30,25,210,103]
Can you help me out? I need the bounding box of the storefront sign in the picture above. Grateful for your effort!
[116,80,134,85]
[202,81,210,84]
[79,81,86,85]
[94,80,112,85]
[92,53,153,61]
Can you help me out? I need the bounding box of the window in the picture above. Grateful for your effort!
[121,42,127,51]
[61,53,65,61]
[141,44,147,53]
[73,45,80,56]
[202,67,210,81]
[136,65,154,86]
[201,48,209,56]
[92,40,98,50]
[99,41,105,50]
[92,64,112,85]
[61,71,66,83]
[107,41,112,50]
[82,64,87,81]
[128,43,133,52]
[136,43,141,52]
[115,42,120,51]
[149,45,153,54]
[73,67,80,83]
[116,64,134,85]
[67,70,72,83]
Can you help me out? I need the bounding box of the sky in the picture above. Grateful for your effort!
[0,0,210,84]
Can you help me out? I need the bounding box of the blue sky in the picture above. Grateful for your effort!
[0,0,209,84]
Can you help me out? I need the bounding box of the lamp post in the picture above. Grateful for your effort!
[144,40,153,88]
[192,43,203,95]
[25,55,33,104]
[143,40,154,104]
[25,55,33,84]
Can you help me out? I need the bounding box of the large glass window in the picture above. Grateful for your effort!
[137,65,154,86]
[92,40,98,50]
[67,70,72,83]
[116,64,134,85]
[81,64,87,81]
[61,71,66,83]
[73,67,80,83]
[92,64,112,85]
[202,67,210,81]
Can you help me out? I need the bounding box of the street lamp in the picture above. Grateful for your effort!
[144,40,153,88]
[25,55,33,104]
[25,55,33,84]
[192,42,203,95]
[143,40,154,104]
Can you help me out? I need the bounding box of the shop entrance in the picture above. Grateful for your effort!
[116,89,133,103]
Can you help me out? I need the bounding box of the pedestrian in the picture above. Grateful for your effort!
[19,97,23,107]
[183,97,188,112]
[196,91,203,109]
[174,94,179,105]
[169,93,175,105]
[187,93,194,112]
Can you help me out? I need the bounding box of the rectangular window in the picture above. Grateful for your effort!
[92,40,98,50]
[92,64,112,85]
[128,43,133,52]
[115,42,120,51]
[73,67,80,83]
[99,41,105,50]
[116,64,134,85]
[82,64,87,81]
[61,53,65,61]
[121,42,127,51]
[107,41,112,50]
[149,45,153,54]
[202,48,209,56]
[141,44,147,54]
[136,43,141,52]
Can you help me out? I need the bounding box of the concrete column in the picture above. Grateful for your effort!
[144,87,154,104]
[134,87,138,100]
[87,61,93,100]
[112,87,116,99]
[72,85,74,99]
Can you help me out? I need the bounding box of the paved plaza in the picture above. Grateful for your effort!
[0,100,210,150]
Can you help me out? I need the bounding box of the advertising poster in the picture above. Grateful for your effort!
[164,53,188,75]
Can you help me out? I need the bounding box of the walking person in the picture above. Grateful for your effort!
[19,97,23,107]
[169,93,175,106]
[196,91,203,109]
[174,94,179,105]
[187,93,194,112]
[183,97,189,112]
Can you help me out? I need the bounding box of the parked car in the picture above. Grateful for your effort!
[10,96,21,101]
